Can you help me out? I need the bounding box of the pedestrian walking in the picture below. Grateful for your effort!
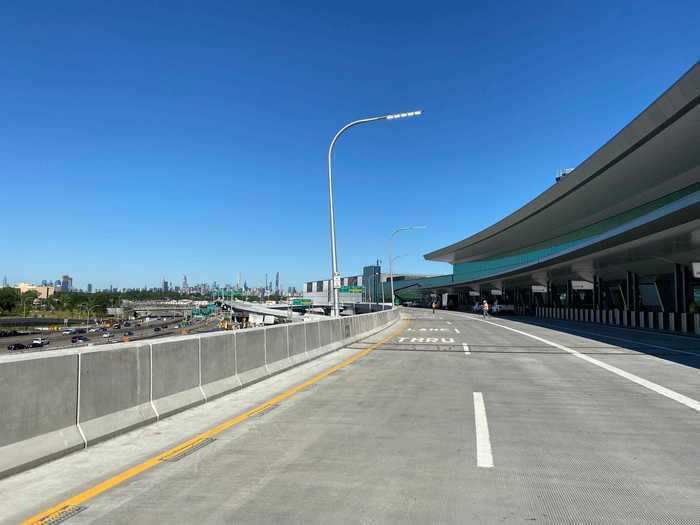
[482,300,489,318]
[432,301,437,315]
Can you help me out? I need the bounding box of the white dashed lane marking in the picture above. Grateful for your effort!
[473,392,494,468]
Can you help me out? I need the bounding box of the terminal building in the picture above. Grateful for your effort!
[408,61,700,333]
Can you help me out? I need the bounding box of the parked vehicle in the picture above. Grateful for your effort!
[102,332,112,338]
[124,331,134,336]
[153,327,161,332]
[492,304,515,314]
[71,336,90,343]
[32,338,49,347]
[7,343,26,351]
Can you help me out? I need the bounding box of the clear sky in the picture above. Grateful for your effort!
[1,1,698,290]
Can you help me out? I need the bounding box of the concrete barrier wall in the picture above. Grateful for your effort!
[79,343,155,444]
[200,331,238,400]
[0,308,399,478]
[0,353,84,477]
[235,328,268,386]
[265,325,291,373]
[151,337,204,418]
[288,323,307,364]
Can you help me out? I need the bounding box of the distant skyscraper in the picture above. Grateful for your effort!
[275,272,279,294]
[61,275,73,292]
[87,284,93,294]
[182,275,188,291]
[163,280,169,292]
[2,275,7,288]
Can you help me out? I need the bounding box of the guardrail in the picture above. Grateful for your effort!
[0,309,399,478]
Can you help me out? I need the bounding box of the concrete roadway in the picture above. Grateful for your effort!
[2,308,699,524]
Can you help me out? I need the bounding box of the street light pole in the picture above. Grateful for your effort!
[327,110,422,317]
[389,226,426,306]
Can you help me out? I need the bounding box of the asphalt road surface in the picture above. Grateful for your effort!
[3,308,698,524]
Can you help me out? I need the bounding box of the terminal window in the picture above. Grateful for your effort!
[316,281,324,292]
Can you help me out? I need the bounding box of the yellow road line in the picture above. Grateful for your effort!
[21,320,408,525]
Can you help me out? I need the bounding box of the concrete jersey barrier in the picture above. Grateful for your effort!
[0,308,399,478]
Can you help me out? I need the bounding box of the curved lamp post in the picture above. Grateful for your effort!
[389,226,426,306]
[327,110,422,317]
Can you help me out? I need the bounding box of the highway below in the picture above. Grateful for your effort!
[2,308,698,524]
[0,316,221,354]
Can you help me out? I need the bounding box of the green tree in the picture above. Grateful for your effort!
[0,287,20,313]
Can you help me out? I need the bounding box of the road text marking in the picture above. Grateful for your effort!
[462,343,470,355]
[473,392,493,468]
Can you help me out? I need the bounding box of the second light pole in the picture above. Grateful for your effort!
[388,226,426,306]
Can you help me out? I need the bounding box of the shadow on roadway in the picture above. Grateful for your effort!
[494,315,700,370]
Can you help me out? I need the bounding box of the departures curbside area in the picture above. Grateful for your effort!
[0,309,399,479]
[535,306,700,334]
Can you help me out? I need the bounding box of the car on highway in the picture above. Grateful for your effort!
[124,331,134,336]
[7,343,26,351]
[102,332,113,338]
[153,327,161,332]
[71,336,89,343]
[32,338,49,347]
[61,329,75,335]
[88,327,102,333]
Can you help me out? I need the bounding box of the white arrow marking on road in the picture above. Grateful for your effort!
[454,328,460,334]
[473,392,493,468]
[446,321,452,325]
[462,343,470,355]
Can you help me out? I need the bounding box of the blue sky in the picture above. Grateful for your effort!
[1,1,698,290]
